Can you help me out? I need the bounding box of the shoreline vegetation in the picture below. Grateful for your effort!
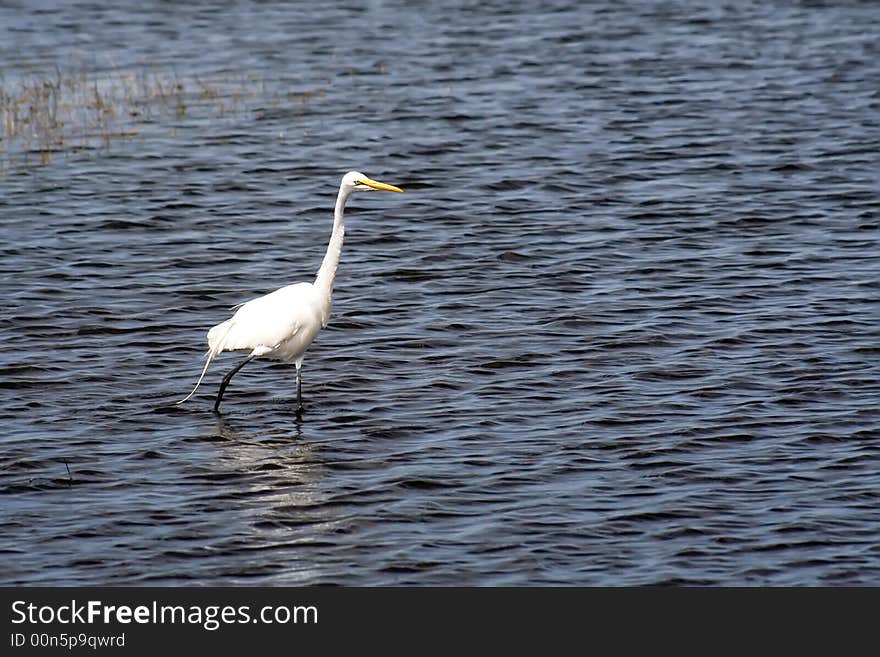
[0,65,324,170]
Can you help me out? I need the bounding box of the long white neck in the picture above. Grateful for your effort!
[313,186,349,324]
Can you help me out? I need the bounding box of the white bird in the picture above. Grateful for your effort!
[177,171,404,412]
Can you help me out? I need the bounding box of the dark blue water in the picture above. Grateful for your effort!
[1,1,878,585]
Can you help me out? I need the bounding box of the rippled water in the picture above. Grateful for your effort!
[2,1,879,585]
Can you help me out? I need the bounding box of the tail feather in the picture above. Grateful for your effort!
[176,351,216,405]
[208,317,234,353]
[177,319,235,405]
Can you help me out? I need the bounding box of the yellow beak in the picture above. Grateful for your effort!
[360,177,404,193]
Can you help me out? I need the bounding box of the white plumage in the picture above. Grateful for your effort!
[177,171,404,412]
[209,283,325,360]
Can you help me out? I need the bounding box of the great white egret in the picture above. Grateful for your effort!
[177,171,404,412]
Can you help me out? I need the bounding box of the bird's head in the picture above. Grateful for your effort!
[342,171,404,194]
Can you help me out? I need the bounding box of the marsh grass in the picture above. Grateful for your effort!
[0,66,315,169]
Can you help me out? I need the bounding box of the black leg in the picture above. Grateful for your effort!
[214,355,255,412]
[296,365,303,415]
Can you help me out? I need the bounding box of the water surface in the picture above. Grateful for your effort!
[1,1,878,585]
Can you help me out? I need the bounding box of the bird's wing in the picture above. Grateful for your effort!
[210,282,319,355]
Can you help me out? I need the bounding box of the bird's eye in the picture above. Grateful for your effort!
[353,180,362,185]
